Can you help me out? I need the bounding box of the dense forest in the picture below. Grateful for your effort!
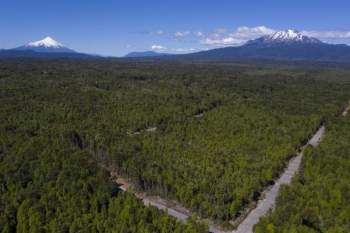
[0,133,206,233]
[254,115,350,233]
[1,59,350,231]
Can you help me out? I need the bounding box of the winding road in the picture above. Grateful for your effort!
[112,101,349,233]
[113,125,326,233]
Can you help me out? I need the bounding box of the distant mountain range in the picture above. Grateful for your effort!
[0,37,95,58]
[124,51,169,58]
[181,30,350,62]
[1,30,350,62]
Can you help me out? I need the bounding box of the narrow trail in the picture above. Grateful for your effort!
[112,101,349,233]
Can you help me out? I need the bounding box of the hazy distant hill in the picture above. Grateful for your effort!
[124,51,170,58]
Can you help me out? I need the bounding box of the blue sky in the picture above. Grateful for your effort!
[1,0,350,56]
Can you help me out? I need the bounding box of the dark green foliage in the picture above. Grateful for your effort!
[0,129,208,233]
[1,59,350,231]
[0,60,212,233]
[254,117,350,233]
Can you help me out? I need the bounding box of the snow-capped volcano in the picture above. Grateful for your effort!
[182,28,350,62]
[247,29,322,45]
[28,37,64,48]
[14,36,76,53]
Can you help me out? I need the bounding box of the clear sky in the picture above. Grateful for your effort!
[1,0,350,56]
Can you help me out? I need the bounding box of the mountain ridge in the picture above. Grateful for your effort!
[179,29,350,62]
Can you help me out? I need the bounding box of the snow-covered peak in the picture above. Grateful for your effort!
[27,37,64,48]
[14,36,76,53]
[271,29,303,41]
[265,29,321,44]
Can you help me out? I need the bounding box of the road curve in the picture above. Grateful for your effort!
[112,126,326,233]
[111,100,349,233]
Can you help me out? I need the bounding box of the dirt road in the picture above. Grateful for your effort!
[112,126,326,233]
[232,126,325,233]
[112,100,349,233]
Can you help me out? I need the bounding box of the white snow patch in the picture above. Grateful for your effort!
[264,29,320,43]
[27,37,64,48]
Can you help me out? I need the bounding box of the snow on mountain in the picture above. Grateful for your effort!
[271,29,305,41]
[247,29,322,45]
[27,37,64,48]
[182,28,350,62]
[14,37,76,53]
